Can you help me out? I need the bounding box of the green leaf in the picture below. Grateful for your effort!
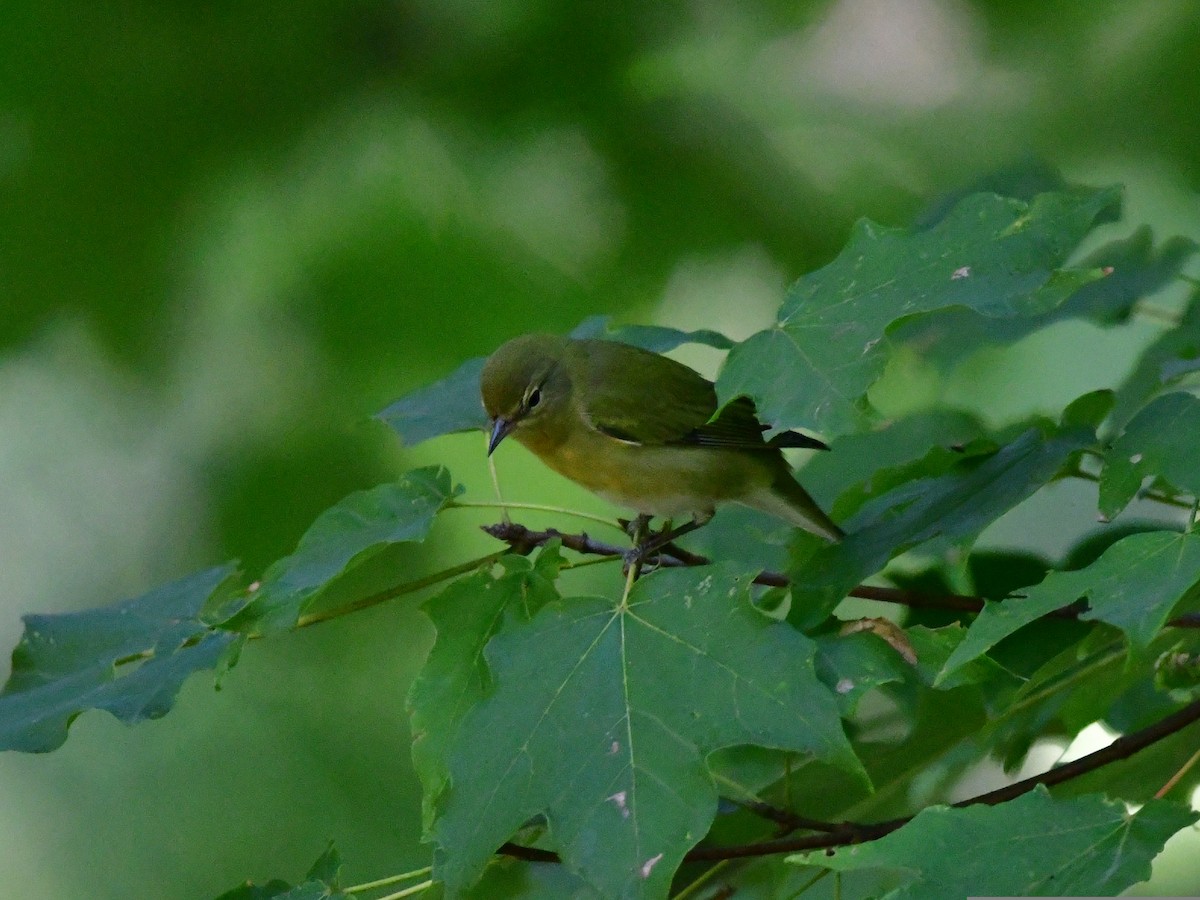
[377,321,731,447]
[227,467,460,633]
[461,858,601,900]
[789,788,1195,900]
[1110,292,1200,430]
[431,564,863,899]
[801,409,989,502]
[1101,392,1200,519]
[717,187,1121,437]
[0,564,241,753]
[377,357,489,447]
[813,630,908,717]
[570,316,734,352]
[940,530,1200,680]
[790,421,1095,628]
[214,844,349,900]
[409,548,564,834]
[887,227,1196,369]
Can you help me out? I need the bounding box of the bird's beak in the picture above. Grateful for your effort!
[487,417,515,455]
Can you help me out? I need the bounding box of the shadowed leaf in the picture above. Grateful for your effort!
[409,546,564,834]
[789,417,1095,629]
[1100,392,1200,519]
[940,530,1200,680]
[0,564,241,753]
[225,467,460,633]
[789,787,1196,900]
[432,564,862,899]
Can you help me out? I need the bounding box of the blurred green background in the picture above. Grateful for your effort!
[2,1,1200,896]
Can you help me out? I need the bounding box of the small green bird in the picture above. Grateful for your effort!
[480,334,844,543]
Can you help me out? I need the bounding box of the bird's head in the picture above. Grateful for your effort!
[480,333,572,454]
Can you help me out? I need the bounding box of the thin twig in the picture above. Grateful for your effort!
[1155,746,1200,799]
[289,551,506,631]
[482,522,1200,629]
[490,652,1200,864]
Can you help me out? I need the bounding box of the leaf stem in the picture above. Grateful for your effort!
[375,879,434,900]
[345,867,432,893]
[1133,299,1185,326]
[785,867,831,899]
[289,551,505,631]
[1155,746,1200,799]
[448,499,623,531]
[670,860,732,900]
[1065,465,1197,512]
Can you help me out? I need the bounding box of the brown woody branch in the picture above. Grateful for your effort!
[497,696,1200,864]
[482,522,1200,628]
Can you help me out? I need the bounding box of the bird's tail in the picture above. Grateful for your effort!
[752,468,845,543]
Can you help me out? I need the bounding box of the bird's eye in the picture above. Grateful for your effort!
[527,388,542,409]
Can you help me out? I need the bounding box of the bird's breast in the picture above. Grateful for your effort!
[524,428,769,520]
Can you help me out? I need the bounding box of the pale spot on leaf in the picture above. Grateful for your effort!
[640,852,664,878]
[951,266,971,280]
[607,791,630,819]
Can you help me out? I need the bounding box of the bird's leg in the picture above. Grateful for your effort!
[650,511,712,551]
[623,514,653,544]
[622,514,654,581]
[632,511,713,569]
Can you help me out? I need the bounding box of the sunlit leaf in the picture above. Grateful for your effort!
[718,187,1120,437]
[940,530,1200,680]
[1100,392,1200,519]
[0,564,241,753]
[431,564,863,899]
[790,788,1194,900]
[222,467,461,634]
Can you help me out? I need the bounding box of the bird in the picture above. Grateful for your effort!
[479,333,844,545]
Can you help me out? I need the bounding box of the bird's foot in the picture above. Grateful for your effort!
[621,513,714,580]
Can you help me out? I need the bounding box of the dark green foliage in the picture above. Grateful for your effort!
[790,788,1197,900]
[717,187,1120,437]
[7,186,1200,899]
[0,564,242,753]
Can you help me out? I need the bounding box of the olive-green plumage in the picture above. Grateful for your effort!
[480,333,844,542]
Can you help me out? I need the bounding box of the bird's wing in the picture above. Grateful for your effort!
[573,340,824,450]
[573,340,717,444]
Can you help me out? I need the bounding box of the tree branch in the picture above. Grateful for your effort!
[481,522,1200,628]
[497,697,1200,864]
